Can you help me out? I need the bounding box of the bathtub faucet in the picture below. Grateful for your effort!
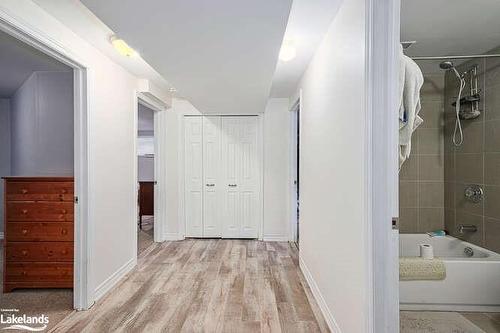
[457,224,477,234]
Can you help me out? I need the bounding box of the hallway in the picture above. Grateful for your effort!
[51,240,329,332]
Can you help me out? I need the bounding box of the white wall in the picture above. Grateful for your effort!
[0,99,11,235]
[263,98,290,241]
[0,0,153,299]
[294,0,369,331]
[11,71,73,176]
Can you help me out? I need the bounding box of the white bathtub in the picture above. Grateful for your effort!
[399,234,500,312]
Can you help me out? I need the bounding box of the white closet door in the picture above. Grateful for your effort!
[184,117,203,237]
[221,116,260,238]
[221,117,241,238]
[202,116,222,237]
[239,117,259,238]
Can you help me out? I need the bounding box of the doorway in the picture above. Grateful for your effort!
[0,9,91,312]
[136,102,155,255]
[290,98,300,248]
[0,28,79,330]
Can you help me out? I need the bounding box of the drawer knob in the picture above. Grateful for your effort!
[61,250,67,255]
[22,229,28,235]
[61,229,68,235]
[21,189,28,194]
[22,271,27,276]
[62,209,67,214]
[22,209,28,214]
[61,189,67,194]
[22,250,28,256]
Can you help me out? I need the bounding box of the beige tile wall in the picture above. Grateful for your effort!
[399,74,445,233]
[444,47,500,253]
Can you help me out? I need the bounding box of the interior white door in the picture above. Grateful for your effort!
[221,117,240,238]
[202,116,222,237]
[184,116,203,237]
[238,117,259,238]
[221,116,260,239]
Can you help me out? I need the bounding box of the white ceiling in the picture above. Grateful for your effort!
[401,0,500,73]
[270,0,341,97]
[0,30,70,98]
[33,0,173,92]
[80,0,292,114]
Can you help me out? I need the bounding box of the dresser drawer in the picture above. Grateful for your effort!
[5,262,73,282]
[6,222,73,242]
[6,242,73,262]
[6,182,73,201]
[6,202,74,222]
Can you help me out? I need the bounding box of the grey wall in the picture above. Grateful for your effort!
[11,71,73,176]
[399,74,446,233]
[0,99,11,234]
[444,48,500,253]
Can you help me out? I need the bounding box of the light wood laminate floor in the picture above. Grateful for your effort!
[51,239,330,332]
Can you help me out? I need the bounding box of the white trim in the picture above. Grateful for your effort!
[178,112,186,240]
[0,9,92,310]
[257,114,264,241]
[153,107,168,242]
[400,304,500,313]
[0,232,4,240]
[365,0,400,331]
[93,257,136,302]
[132,93,139,260]
[288,92,302,242]
[299,255,341,333]
[164,232,183,241]
[263,234,289,242]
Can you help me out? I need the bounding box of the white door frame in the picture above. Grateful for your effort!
[366,0,400,331]
[0,11,92,310]
[289,96,301,243]
[178,114,264,240]
[134,93,169,244]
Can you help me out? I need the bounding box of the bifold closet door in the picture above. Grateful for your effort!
[184,116,260,239]
[202,116,222,237]
[184,117,203,237]
[221,116,260,239]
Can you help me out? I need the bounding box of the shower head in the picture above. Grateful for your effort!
[439,61,455,70]
[440,60,462,79]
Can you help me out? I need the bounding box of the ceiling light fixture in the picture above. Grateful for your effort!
[279,39,297,62]
[110,35,138,57]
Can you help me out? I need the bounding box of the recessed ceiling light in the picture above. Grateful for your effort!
[279,39,297,62]
[110,35,139,57]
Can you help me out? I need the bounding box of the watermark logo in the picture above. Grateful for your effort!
[0,309,49,331]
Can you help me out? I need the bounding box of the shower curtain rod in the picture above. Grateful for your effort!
[412,53,500,60]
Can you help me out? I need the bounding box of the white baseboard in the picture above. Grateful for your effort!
[400,303,500,313]
[165,233,183,241]
[299,255,341,333]
[94,257,136,301]
[263,234,289,242]
[0,232,4,240]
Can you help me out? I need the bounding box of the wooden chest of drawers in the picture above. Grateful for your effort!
[3,177,74,292]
